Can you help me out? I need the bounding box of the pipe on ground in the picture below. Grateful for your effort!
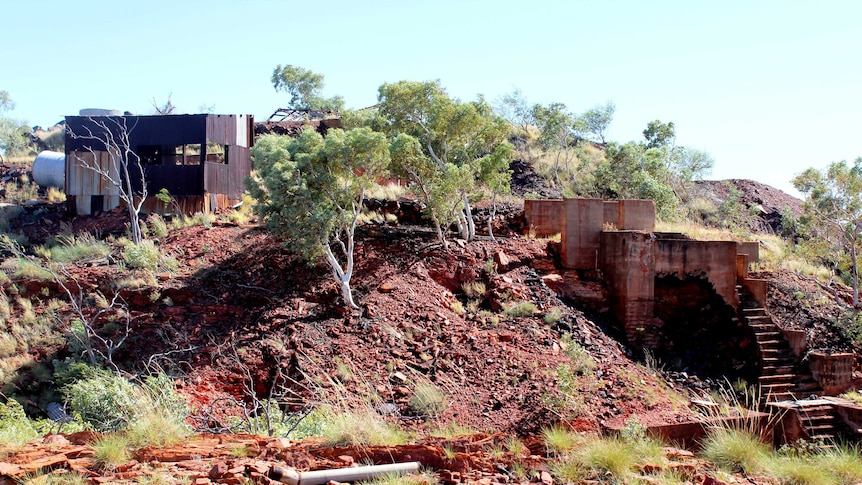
[269,461,421,485]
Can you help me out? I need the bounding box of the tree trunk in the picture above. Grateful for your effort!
[487,193,498,242]
[462,192,475,241]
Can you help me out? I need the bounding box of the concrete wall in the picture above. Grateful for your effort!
[522,199,563,237]
[600,231,657,349]
[809,352,855,395]
[617,199,656,231]
[561,198,604,270]
[654,240,739,309]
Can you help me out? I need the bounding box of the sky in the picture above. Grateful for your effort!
[2,0,861,195]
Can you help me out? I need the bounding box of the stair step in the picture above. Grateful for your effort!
[810,435,836,442]
[759,374,796,382]
[754,331,782,339]
[798,405,833,413]
[807,424,836,432]
[757,340,786,347]
[762,366,795,374]
[742,307,767,314]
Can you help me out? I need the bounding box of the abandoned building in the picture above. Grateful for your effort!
[64,113,255,216]
[526,197,860,444]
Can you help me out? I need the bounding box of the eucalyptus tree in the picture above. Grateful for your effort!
[248,127,390,309]
[378,80,511,242]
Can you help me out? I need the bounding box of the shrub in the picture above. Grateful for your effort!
[92,434,131,470]
[323,408,409,446]
[147,214,169,238]
[700,428,769,474]
[49,233,111,263]
[504,301,538,317]
[576,437,639,478]
[63,368,189,438]
[11,258,54,281]
[122,240,160,270]
[544,306,564,325]
[408,381,448,417]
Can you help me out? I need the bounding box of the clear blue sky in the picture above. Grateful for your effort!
[2,0,860,194]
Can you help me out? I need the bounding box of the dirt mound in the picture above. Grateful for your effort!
[695,179,803,233]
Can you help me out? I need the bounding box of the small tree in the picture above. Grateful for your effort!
[378,80,511,242]
[0,90,29,163]
[577,101,615,144]
[248,127,390,309]
[793,158,862,307]
[67,117,147,244]
[271,64,345,113]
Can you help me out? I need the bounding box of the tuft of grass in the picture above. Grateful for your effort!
[147,214,169,238]
[700,428,769,474]
[461,281,487,299]
[819,446,862,484]
[49,233,111,263]
[543,306,564,325]
[542,425,580,454]
[122,241,160,270]
[767,456,835,485]
[17,471,88,484]
[366,182,408,201]
[503,300,538,318]
[322,408,410,447]
[408,381,448,417]
[92,433,131,470]
[46,187,67,203]
[11,258,54,281]
[576,437,639,478]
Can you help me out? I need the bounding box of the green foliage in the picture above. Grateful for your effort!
[271,64,344,112]
[643,120,676,149]
[248,127,390,308]
[408,381,448,417]
[543,306,564,325]
[49,233,111,263]
[63,368,189,435]
[578,101,615,144]
[0,399,40,445]
[542,425,580,454]
[503,300,538,317]
[92,434,131,469]
[10,258,54,281]
[793,158,862,306]
[378,80,512,242]
[122,240,160,270]
[700,428,769,473]
[595,141,678,219]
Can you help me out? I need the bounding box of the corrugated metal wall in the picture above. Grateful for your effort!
[66,151,121,215]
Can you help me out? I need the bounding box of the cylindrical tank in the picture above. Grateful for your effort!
[32,151,65,189]
[78,108,123,116]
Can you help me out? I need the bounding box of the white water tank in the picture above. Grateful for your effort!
[32,151,65,188]
[78,108,123,116]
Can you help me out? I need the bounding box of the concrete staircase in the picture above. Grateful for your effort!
[737,298,822,404]
[798,401,839,443]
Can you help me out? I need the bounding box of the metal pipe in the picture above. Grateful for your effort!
[269,461,421,485]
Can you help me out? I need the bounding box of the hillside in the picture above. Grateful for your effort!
[0,161,860,483]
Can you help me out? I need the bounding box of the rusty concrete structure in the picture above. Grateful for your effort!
[527,198,762,349]
[65,114,254,216]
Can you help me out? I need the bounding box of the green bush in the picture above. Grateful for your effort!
[122,240,160,270]
[63,367,189,437]
[504,301,538,317]
[700,428,769,474]
[49,233,111,263]
[147,214,169,238]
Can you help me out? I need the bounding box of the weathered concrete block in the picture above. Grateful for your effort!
[809,352,854,395]
[654,239,739,309]
[602,201,619,228]
[561,198,603,269]
[781,328,808,360]
[618,199,656,231]
[737,241,760,263]
[523,199,563,237]
[600,231,656,349]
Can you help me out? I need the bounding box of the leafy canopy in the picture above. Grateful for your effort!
[248,127,390,308]
[271,65,345,112]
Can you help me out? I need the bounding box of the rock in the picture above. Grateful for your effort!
[266,438,291,450]
[494,250,510,271]
[42,434,71,446]
[0,462,21,476]
[209,462,229,479]
[336,455,354,466]
[379,281,396,293]
[540,471,553,485]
